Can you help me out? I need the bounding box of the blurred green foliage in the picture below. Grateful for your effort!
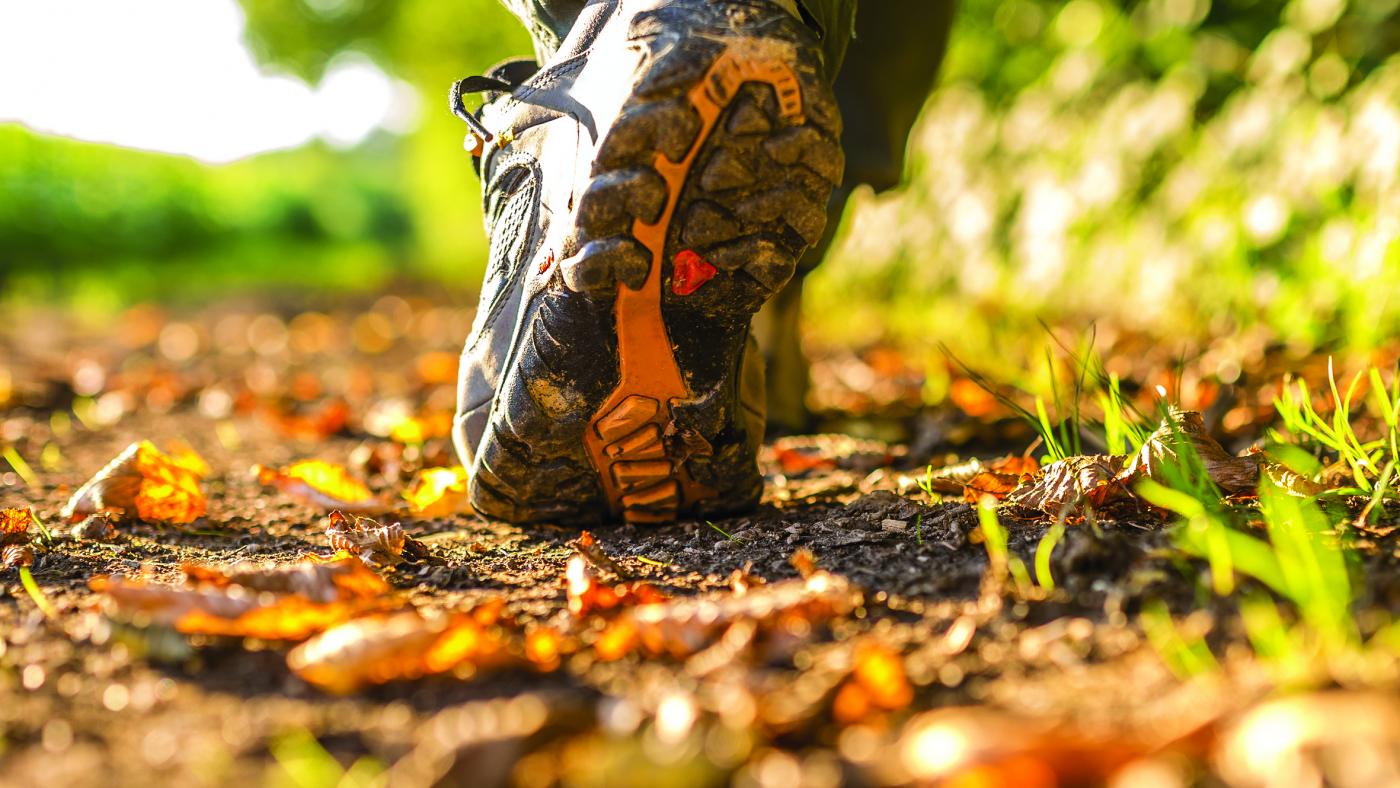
[0,126,414,308]
[1,0,530,308]
[233,0,532,275]
[1,126,410,265]
[809,0,1400,375]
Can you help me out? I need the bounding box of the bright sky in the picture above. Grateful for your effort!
[0,0,410,163]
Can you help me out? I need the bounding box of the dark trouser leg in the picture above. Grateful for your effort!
[757,0,957,435]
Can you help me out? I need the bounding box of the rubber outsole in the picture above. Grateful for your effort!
[469,1,841,524]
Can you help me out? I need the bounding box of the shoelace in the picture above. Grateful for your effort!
[448,75,519,144]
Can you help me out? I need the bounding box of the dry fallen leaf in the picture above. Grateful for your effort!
[71,512,120,542]
[287,608,518,694]
[774,446,837,475]
[790,548,819,579]
[770,434,898,476]
[62,441,207,524]
[570,530,629,580]
[164,439,211,478]
[401,466,472,516]
[919,455,1040,500]
[255,460,384,513]
[1120,408,1260,494]
[1260,461,1329,498]
[1008,410,1262,514]
[2,544,33,569]
[989,455,1040,477]
[594,565,862,662]
[0,508,35,544]
[964,456,1040,502]
[1008,455,1126,513]
[91,554,392,640]
[324,511,424,568]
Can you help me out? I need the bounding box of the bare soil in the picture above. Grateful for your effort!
[1,297,1395,787]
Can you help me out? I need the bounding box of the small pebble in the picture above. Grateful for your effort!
[881,519,907,531]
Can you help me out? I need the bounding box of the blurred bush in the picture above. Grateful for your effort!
[0,126,415,306]
[810,0,1400,359]
[0,0,530,308]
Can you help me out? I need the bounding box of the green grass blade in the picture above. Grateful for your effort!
[19,567,58,619]
[1034,520,1065,590]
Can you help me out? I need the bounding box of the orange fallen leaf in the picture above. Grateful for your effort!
[987,455,1040,476]
[401,466,472,516]
[287,608,517,694]
[0,508,35,544]
[594,566,861,662]
[769,434,897,476]
[91,555,392,640]
[962,471,1025,503]
[775,447,837,475]
[62,441,207,524]
[255,460,383,513]
[164,439,211,478]
[790,548,819,579]
[961,455,1039,503]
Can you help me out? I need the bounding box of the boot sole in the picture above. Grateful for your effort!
[472,1,841,524]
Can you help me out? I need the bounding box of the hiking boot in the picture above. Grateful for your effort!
[451,0,842,524]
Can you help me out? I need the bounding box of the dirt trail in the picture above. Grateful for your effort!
[1,299,1395,786]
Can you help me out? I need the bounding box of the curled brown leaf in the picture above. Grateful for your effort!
[324,511,424,568]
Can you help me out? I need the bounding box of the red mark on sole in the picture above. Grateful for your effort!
[671,249,717,296]
[538,251,555,275]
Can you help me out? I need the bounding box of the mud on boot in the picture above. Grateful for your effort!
[452,0,843,525]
